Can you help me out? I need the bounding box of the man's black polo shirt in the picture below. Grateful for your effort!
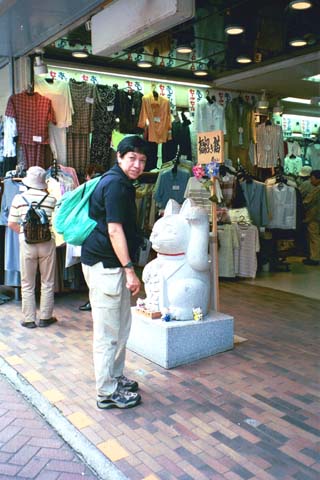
[81,164,142,268]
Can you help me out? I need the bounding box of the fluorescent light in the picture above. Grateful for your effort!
[289,1,313,10]
[282,97,311,104]
[303,74,320,82]
[236,55,252,64]
[48,64,212,88]
[225,25,245,35]
[289,38,307,47]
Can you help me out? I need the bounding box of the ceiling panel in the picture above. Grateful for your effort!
[0,0,106,58]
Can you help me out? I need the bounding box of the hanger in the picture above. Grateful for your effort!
[151,82,158,99]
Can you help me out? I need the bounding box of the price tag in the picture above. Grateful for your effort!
[32,136,42,142]
[107,105,114,111]
[86,97,94,104]
[153,116,161,123]
[131,108,135,115]
[172,185,180,190]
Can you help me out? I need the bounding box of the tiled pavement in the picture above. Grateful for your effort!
[0,281,319,480]
[0,375,99,479]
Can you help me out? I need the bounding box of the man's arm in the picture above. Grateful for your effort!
[108,222,141,296]
[8,221,20,234]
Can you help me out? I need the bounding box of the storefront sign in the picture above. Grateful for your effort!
[197,130,224,164]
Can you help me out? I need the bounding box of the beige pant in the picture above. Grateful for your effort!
[19,237,56,323]
[81,262,131,396]
[307,221,320,261]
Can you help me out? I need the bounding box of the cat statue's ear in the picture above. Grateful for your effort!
[163,199,181,216]
[179,198,196,218]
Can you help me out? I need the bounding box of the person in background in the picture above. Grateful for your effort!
[8,166,57,328]
[299,169,320,266]
[81,136,148,409]
[79,163,105,312]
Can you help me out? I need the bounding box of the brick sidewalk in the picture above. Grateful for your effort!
[0,375,99,479]
[0,281,319,480]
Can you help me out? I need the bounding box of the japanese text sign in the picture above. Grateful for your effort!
[197,130,224,164]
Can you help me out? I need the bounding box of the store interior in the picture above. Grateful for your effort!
[0,0,320,302]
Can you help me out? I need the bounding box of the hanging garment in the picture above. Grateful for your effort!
[154,167,191,209]
[283,155,303,176]
[217,224,239,278]
[234,224,260,278]
[266,183,297,230]
[240,180,269,227]
[138,93,172,144]
[195,99,226,134]
[90,84,117,170]
[225,97,256,148]
[35,78,74,165]
[256,123,284,168]
[113,89,143,134]
[67,81,95,173]
[305,143,320,170]
[3,116,17,158]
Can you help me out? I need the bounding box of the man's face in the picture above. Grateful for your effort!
[117,151,147,180]
[310,175,320,187]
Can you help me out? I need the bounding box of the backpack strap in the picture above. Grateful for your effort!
[22,193,49,208]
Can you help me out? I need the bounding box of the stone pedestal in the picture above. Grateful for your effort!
[128,307,234,369]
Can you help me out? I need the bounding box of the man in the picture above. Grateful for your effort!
[81,136,148,409]
[299,169,320,266]
[8,166,57,328]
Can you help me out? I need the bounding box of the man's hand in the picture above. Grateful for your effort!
[125,269,141,296]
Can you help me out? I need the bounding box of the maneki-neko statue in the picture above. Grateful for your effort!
[140,199,210,321]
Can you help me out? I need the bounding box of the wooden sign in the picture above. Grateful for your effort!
[197,130,224,164]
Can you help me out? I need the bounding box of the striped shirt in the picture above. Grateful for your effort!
[8,188,57,236]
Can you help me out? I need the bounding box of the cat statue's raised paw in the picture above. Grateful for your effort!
[142,198,210,320]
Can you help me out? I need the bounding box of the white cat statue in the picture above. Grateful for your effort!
[142,198,210,320]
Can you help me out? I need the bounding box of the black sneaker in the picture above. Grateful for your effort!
[303,258,319,266]
[117,375,139,392]
[97,387,141,409]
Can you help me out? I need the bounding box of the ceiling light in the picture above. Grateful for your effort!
[34,55,48,77]
[193,66,209,77]
[176,44,193,54]
[289,38,307,47]
[258,89,269,109]
[137,60,153,68]
[72,47,89,58]
[289,1,313,10]
[236,55,252,64]
[225,25,245,35]
[273,101,283,115]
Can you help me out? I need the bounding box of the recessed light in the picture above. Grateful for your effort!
[289,38,307,47]
[137,60,153,68]
[289,1,312,10]
[225,25,245,35]
[193,69,208,77]
[72,48,89,58]
[176,44,193,54]
[236,55,252,64]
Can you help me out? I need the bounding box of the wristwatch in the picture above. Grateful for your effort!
[123,261,134,269]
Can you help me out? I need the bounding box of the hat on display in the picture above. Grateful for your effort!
[23,166,47,189]
[299,166,312,177]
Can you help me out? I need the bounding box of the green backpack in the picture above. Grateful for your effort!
[53,175,104,246]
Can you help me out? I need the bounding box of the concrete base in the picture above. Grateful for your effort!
[128,308,234,369]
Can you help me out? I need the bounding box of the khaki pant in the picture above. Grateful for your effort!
[307,221,320,261]
[82,262,131,396]
[19,237,56,323]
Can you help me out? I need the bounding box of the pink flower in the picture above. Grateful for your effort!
[192,165,205,179]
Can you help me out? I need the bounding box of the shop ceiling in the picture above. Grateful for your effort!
[0,0,319,103]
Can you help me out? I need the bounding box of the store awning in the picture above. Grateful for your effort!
[0,0,106,58]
